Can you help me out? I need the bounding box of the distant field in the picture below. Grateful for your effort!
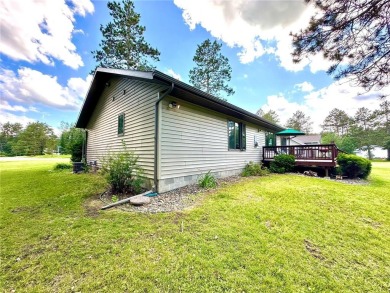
[0,154,71,161]
[1,159,389,292]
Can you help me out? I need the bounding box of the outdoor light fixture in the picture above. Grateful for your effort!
[105,81,110,87]
[168,101,180,109]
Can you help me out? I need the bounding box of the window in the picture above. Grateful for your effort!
[118,113,124,135]
[228,120,246,150]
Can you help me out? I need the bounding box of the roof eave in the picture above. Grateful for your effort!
[153,71,284,132]
[76,68,284,133]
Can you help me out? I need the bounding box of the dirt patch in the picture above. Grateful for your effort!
[83,194,104,217]
[265,220,273,229]
[361,217,382,228]
[11,206,39,214]
[304,239,324,260]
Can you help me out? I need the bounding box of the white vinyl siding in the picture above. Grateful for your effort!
[159,98,266,180]
[86,76,168,180]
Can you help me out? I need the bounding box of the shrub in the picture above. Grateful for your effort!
[337,153,372,179]
[101,146,145,194]
[269,154,295,174]
[242,161,269,177]
[70,140,83,162]
[198,171,217,189]
[54,163,72,170]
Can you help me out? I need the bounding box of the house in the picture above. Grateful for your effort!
[289,134,321,146]
[76,68,283,192]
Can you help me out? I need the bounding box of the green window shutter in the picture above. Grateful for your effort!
[118,113,124,135]
[228,121,235,149]
[241,123,246,150]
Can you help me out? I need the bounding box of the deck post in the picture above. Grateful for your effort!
[325,167,329,178]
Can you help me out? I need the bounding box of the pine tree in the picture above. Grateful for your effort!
[285,110,313,133]
[92,0,160,71]
[189,39,234,99]
[292,0,389,90]
[322,108,352,135]
[256,109,280,124]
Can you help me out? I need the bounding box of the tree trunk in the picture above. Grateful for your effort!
[367,147,373,160]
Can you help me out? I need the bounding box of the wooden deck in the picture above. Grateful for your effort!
[263,144,339,167]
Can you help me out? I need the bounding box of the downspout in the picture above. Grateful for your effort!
[81,128,88,164]
[154,83,174,192]
[82,129,87,163]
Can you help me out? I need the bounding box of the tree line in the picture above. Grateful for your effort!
[0,122,83,160]
[2,97,388,159]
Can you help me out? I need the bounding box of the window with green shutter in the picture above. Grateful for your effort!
[228,120,246,150]
[118,113,124,136]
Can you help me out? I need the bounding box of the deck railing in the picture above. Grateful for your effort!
[263,144,339,166]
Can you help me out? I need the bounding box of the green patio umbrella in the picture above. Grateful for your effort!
[275,128,305,145]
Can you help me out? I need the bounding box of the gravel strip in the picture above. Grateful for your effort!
[100,176,242,213]
[290,172,370,185]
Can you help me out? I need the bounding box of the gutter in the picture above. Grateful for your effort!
[154,83,174,192]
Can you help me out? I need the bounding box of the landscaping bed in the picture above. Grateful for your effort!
[100,176,242,213]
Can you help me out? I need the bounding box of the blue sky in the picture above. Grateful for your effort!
[1,0,388,134]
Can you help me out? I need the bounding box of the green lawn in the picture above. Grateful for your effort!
[1,160,389,292]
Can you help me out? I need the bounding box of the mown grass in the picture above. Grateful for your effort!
[1,160,389,292]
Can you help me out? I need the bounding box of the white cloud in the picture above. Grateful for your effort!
[294,81,314,92]
[165,68,182,81]
[261,80,389,133]
[0,111,35,126]
[0,0,94,69]
[174,0,331,72]
[0,67,92,111]
[0,100,29,112]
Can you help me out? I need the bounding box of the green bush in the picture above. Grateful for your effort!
[101,146,145,194]
[59,126,84,162]
[53,163,72,170]
[70,140,83,162]
[269,154,295,174]
[242,161,269,177]
[198,171,217,189]
[337,153,372,179]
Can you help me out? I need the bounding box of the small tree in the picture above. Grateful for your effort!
[59,125,84,162]
[0,122,23,156]
[92,0,160,71]
[189,39,234,99]
[321,132,358,154]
